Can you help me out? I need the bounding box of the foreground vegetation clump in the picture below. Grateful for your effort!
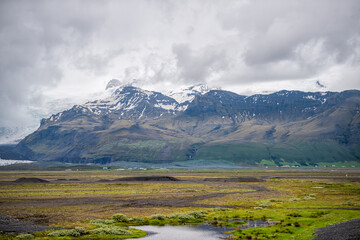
[89,226,132,235]
[309,211,327,218]
[303,195,316,200]
[188,210,207,218]
[129,217,144,222]
[149,214,165,220]
[112,213,128,222]
[167,210,208,222]
[47,226,133,238]
[287,212,302,217]
[169,213,195,220]
[48,229,82,237]
[90,219,116,226]
[15,234,34,239]
[257,200,272,207]
[74,227,87,234]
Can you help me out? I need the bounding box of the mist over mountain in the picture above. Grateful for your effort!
[13,80,360,166]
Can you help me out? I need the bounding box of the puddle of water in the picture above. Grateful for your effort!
[128,219,269,240]
[129,220,271,239]
[129,224,232,240]
[238,220,269,229]
[227,219,269,229]
[312,186,325,188]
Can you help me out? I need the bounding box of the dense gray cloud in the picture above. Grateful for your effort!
[172,43,228,83]
[0,0,360,130]
[215,0,360,84]
[0,0,103,126]
[218,0,359,63]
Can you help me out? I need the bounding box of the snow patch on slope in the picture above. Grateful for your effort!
[168,84,210,104]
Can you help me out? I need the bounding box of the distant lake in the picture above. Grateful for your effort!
[0,159,34,166]
[130,224,232,240]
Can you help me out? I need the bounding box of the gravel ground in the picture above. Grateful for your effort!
[313,218,360,240]
[0,214,56,234]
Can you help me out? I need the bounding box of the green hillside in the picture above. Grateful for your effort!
[194,141,360,166]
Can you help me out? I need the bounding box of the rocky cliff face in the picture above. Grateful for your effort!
[16,84,360,165]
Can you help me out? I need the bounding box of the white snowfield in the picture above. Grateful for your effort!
[47,84,212,123]
[39,83,212,126]
[168,84,210,104]
[82,86,179,113]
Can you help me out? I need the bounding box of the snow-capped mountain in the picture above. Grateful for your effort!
[6,78,360,165]
[40,80,358,131]
[168,84,212,110]
[105,79,122,90]
[42,82,214,125]
[0,80,213,144]
[15,83,360,165]
[169,84,210,103]
[42,86,180,126]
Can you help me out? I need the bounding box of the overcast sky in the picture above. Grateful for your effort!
[1,0,360,128]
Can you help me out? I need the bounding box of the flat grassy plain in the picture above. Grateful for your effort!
[0,168,359,239]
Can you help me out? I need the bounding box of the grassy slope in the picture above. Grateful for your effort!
[194,141,360,166]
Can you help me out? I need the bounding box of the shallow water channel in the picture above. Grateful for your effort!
[130,224,232,240]
[130,220,269,240]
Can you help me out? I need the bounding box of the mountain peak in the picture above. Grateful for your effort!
[168,84,211,104]
[105,79,122,90]
[186,84,209,93]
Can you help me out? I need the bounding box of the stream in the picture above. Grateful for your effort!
[130,220,269,240]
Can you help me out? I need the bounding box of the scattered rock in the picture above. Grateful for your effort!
[97,179,111,182]
[14,178,49,183]
[113,176,180,181]
[203,177,264,182]
[54,178,80,182]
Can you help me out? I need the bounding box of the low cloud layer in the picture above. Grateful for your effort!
[1,0,360,128]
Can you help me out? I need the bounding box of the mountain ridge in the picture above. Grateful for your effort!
[14,82,360,166]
